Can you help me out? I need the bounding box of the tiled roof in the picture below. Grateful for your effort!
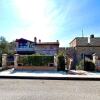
[15,38,59,45]
[37,42,59,45]
[15,38,34,43]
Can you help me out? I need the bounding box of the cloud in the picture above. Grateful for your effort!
[11,0,58,41]
[0,0,100,46]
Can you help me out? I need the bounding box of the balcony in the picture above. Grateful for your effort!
[16,47,33,51]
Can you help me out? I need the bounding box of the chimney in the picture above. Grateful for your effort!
[56,40,59,43]
[90,34,94,38]
[34,37,37,43]
[88,34,94,43]
[39,39,41,43]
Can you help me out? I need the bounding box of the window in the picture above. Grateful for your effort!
[19,42,27,48]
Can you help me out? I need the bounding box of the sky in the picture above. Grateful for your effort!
[0,0,100,47]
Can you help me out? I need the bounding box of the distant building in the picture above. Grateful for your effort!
[66,34,100,70]
[15,37,59,56]
[69,34,100,60]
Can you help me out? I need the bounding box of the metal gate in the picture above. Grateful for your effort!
[7,55,14,68]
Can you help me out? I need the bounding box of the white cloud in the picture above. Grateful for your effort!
[11,0,58,42]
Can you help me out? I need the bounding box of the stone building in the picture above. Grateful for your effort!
[66,35,100,70]
[69,35,100,60]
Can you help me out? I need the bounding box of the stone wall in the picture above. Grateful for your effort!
[2,54,19,69]
[76,46,100,61]
[2,54,7,69]
[16,66,56,71]
[36,44,59,55]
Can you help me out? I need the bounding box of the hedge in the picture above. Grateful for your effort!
[76,59,84,70]
[18,55,54,66]
[57,55,65,71]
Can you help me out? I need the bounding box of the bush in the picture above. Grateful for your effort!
[84,61,95,71]
[76,59,84,70]
[57,55,65,71]
[18,55,54,66]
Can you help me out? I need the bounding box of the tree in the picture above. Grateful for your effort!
[8,40,16,54]
[0,36,16,55]
[0,36,9,54]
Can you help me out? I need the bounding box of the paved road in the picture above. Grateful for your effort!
[0,79,100,100]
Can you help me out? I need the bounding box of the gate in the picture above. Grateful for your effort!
[7,55,14,68]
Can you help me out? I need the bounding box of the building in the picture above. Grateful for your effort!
[67,34,100,70]
[69,35,100,60]
[15,37,59,56]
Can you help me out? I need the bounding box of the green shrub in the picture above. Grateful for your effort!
[57,55,65,71]
[76,59,84,70]
[18,55,54,66]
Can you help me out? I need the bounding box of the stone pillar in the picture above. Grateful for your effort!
[14,54,19,69]
[93,53,98,71]
[54,54,57,67]
[93,53,96,64]
[2,54,7,69]
[68,58,73,70]
[93,53,98,65]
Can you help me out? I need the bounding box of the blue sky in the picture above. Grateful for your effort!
[0,0,100,47]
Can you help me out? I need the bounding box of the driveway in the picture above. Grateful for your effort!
[0,79,100,100]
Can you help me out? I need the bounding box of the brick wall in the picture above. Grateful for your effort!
[15,66,56,71]
[70,39,77,47]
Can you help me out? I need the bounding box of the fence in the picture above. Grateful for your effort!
[17,55,55,70]
[1,54,56,71]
